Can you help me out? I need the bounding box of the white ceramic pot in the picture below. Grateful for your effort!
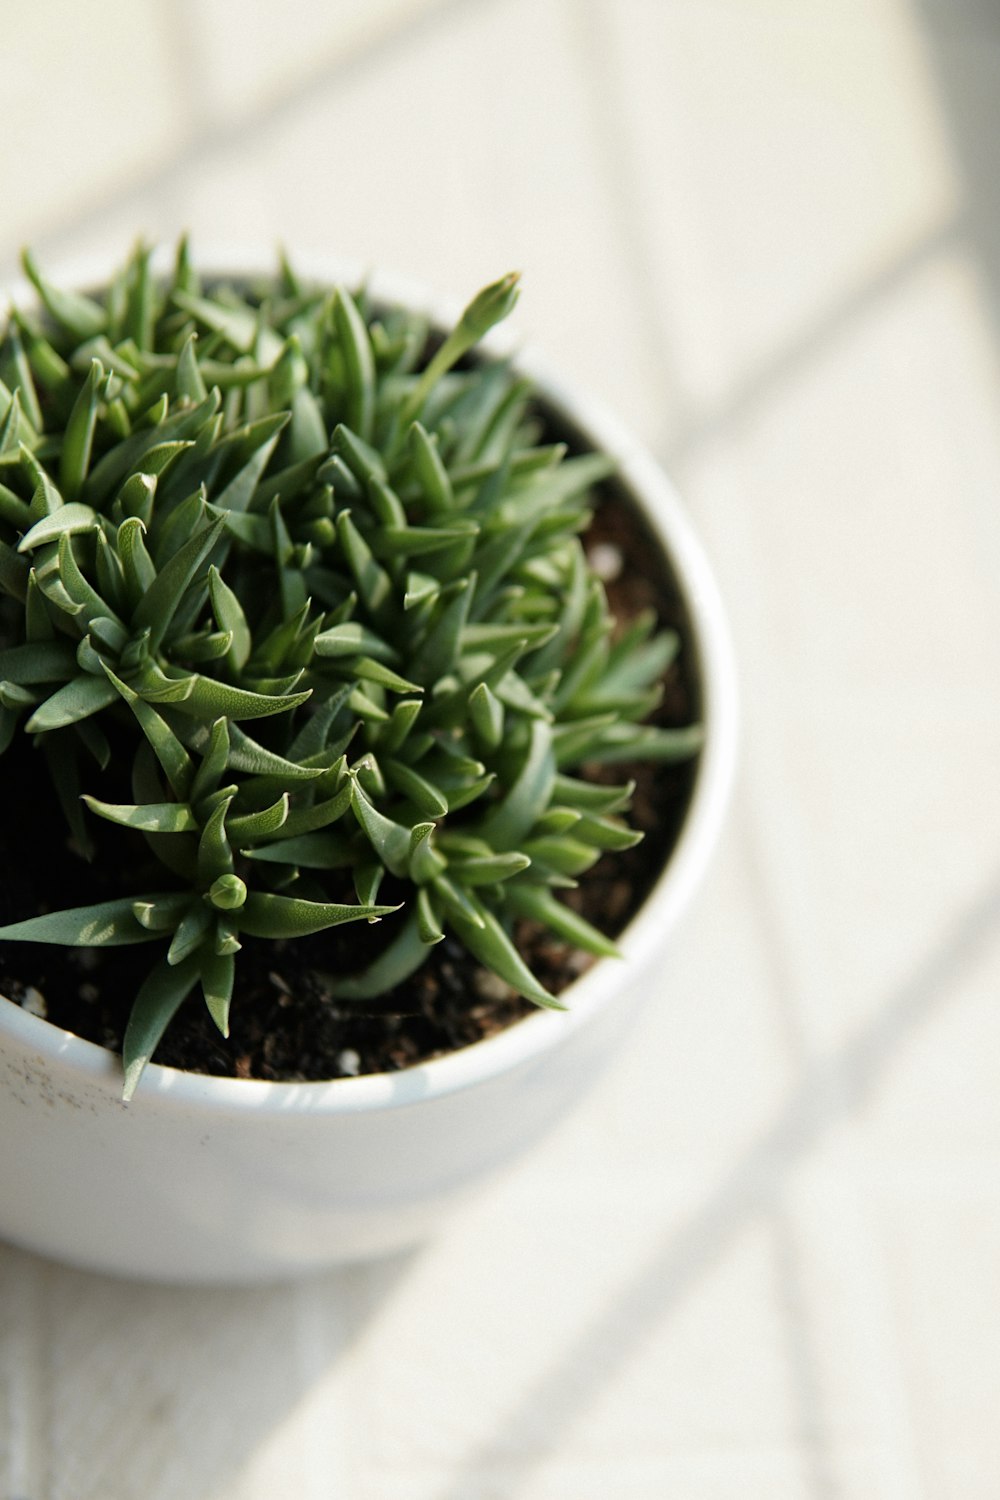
[0,255,737,1283]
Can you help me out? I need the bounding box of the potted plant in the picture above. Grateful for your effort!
[0,242,735,1282]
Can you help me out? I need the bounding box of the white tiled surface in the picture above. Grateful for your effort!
[3,1,1000,1495]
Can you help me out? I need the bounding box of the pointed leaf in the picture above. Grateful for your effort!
[479,718,555,849]
[117,516,157,607]
[167,902,213,965]
[333,286,376,441]
[313,622,398,662]
[452,851,532,886]
[278,781,353,839]
[238,892,398,939]
[21,250,106,341]
[504,882,620,959]
[122,955,202,1100]
[0,897,153,947]
[469,680,504,750]
[349,779,411,877]
[190,716,230,804]
[324,910,430,999]
[0,640,76,684]
[383,758,448,818]
[25,672,119,732]
[17,502,98,553]
[131,514,225,651]
[416,885,444,945]
[172,675,311,722]
[52,529,123,633]
[227,793,289,844]
[409,422,454,514]
[82,795,197,833]
[207,565,251,671]
[197,791,235,883]
[242,826,353,867]
[577,723,704,765]
[226,721,327,780]
[444,890,563,1010]
[171,290,283,361]
[60,359,106,500]
[201,949,235,1037]
[132,893,193,931]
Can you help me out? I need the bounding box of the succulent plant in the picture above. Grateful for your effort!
[0,240,701,1098]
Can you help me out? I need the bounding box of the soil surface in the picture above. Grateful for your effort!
[0,479,698,1081]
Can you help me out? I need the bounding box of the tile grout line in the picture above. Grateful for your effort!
[161,0,215,143]
[559,4,949,1487]
[729,547,932,1498]
[771,1207,843,1500]
[3,1257,50,1500]
[560,4,854,1484]
[662,211,967,471]
[289,1278,357,1498]
[562,0,694,454]
[410,878,1000,1500]
[14,0,489,275]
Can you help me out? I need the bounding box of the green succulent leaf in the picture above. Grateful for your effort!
[201,949,235,1036]
[101,687,194,804]
[479,717,555,850]
[324,910,429,999]
[167,901,213,965]
[468,680,504,750]
[349,778,413,878]
[133,893,192,931]
[505,883,621,958]
[0,640,76,684]
[579,722,705,764]
[60,359,108,501]
[21,250,106,342]
[242,828,353,867]
[117,516,157,606]
[451,850,531,886]
[197,791,235,883]
[82,796,198,833]
[226,721,328,780]
[238,892,399,939]
[131,513,225,651]
[227,793,289,844]
[17,502,99,552]
[172,289,283,362]
[332,286,376,442]
[278,781,353,839]
[408,422,454,514]
[0,243,703,1086]
[122,954,203,1101]
[174,675,311,722]
[25,672,119,732]
[0,897,157,947]
[190,716,231,803]
[313,622,398,661]
[383,758,448,819]
[445,891,562,1010]
[207,564,251,671]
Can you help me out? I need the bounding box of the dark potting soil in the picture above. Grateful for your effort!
[0,484,698,1081]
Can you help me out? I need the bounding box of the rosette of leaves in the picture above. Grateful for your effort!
[0,240,701,1097]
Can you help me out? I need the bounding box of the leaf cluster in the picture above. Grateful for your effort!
[0,240,700,1096]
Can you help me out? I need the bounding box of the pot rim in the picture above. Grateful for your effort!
[0,246,737,1115]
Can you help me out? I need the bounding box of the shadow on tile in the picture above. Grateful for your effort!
[0,1238,419,1500]
[420,864,1000,1500]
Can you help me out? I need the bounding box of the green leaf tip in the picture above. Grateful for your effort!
[458,271,521,340]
